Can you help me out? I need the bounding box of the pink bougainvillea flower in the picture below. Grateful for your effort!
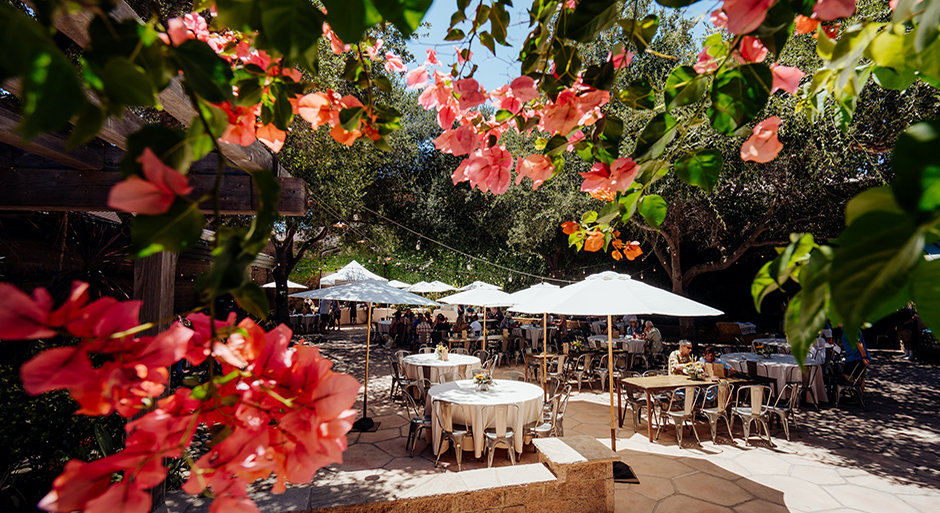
[770,64,805,94]
[606,46,634,69]
[433,125,480,156]
[453,78,486,110]
[515,154,555,190]
[161,14,207,46]
[437,99,458,129]
[255,123,286,153]
[322,22,350,55]
[722,0,775,34]
[579,157,638,194]
[406,66,429,89]
[108,148,193,215]
[510,76,539,102]
[297,92,335,129]
[565,0,577,8]
[567,130,586,151]
[0,283,58,339]
[542,89,583,135]
[741,116,784,163]
[451,145,513,194]
[794,14,820,34]
[814,0,856,21]
[455,46,473,64]
[366,39,384,60]
[384,52,407,73]
[737,36,768,63]
[710,9,729,28]
[425,49,442,66]
[217,102,259,147]
[694,47,720,74]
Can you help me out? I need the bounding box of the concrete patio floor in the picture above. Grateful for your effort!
[159,326,940,513]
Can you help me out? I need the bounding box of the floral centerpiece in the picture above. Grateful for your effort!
[682,362,707,380]
[435,344,447,360]
[755,344,772,358]
[571,340,584,352]
[473,372,495,391]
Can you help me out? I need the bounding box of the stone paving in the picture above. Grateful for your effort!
[159,326,940,513]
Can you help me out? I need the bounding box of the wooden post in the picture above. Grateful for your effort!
[363,302,373,419]
[608,314,616,452]
[542,313,548,403]
[133,252,179,335]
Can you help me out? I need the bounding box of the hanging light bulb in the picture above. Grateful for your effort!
[416,240,421,250]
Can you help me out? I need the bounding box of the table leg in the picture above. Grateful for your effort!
[646,390,653,443]
[617,383,623,428]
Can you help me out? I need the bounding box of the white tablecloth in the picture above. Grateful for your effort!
[402,353,481,383]
[427,379,543,458]
[736,322,757,335]
[514,325,555,348]
[721,352,828,403]
[587,335,646,353]
[289,314,319,331]
[377,320,393,334]
[754,338,790,353]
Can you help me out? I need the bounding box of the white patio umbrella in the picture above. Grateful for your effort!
[439,288,514,356]
[511,271,723,450]
[458,280,502,291]
[261,280,307,289]
[505,282,562,399]
[505,282,560,304]
[405,280,456,293]
[319,260,387,287]
[291,280,439,431]
[387,280,411,289]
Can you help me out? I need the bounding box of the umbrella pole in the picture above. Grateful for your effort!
[542,313,548,403]
[608,314,616,452]
[363,302,373,419]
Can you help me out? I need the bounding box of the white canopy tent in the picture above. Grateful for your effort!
[505,282,560,304]
[439,288,515,374]
[261,280,307,289]
[387,280,411,289]
[319,260,387,287]
[290,280,439,431]
[457,280,502,291]
[405,280,456,293]
[511,271,722,450]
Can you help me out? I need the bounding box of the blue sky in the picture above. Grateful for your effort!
[405,2,718,90]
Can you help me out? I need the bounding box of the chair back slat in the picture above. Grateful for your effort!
[682,386,697,415]
[718,382,732,410]
[751,386,764,416]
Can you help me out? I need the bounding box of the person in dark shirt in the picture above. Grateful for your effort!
[896,305,918,360]
[432,314,452,343]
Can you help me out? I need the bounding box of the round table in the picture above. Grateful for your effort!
[401,353,481,383]
[377,320,393,334]
[721,352,828,403]
[427,379,544,458]
[587,335,646,353]
[754,338,790,353]
[514,325,555,348]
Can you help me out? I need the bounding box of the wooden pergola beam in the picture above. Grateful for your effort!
[0,102,105,170]
[0,168,307,215]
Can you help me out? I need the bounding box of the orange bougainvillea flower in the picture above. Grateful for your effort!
[612,238,624,250]
[589,188,616,201]
[612,250,623,261]
[584,231,604,252]
[622,241,643,260]
[561,221,579,235]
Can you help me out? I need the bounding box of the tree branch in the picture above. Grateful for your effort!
[681,224,771,288]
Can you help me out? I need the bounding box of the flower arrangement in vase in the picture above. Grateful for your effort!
[473,372,495,391]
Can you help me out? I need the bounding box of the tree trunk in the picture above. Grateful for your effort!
[273,238,293,325]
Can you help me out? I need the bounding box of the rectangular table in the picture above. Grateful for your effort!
[446,334,505,352]
[617,374,777,442]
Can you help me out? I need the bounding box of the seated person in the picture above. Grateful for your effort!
[700,347,737,376]
[643,320,664,355]
[668,339,695,374]
[499,314,518,330]
[623,315,641,337]
[432,314,452,342]
[469,315,483,336]
[415,314,433,348]
[841,329,871,389]
[453,314,470,334]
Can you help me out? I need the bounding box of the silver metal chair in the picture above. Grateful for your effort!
[451,348,469,355]
[387,355,415,402]
[434,400,472,471]
[700,383,734,443]
[473,349,490,363]
[835,364,868,409]
[438,371,462,383]
[619,372,647,430]
[403,384,431,457]
[731,385,775,446]
[769,383,802,441]
[418,347,435,354]
[500,370,526,381]
[467,367,487,379]
[524,393,560,450]
[482,403,518,467]
[592,354,611,392]
[571,354,594,392]
[656,386,702,447]
[553,384,572,436]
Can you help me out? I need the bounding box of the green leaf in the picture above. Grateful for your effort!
[260,0,325,69]
[545,134,569,156]
[581,62,615,91]
[845,186,903,226]
[174,40,234,103]
[581,211,598,223]
[654,0,703,7]
[752,261,777,312]
[912,259,940,333]
[131,199,205,257]
[66,103,106,150]
[100,59,156,107]
[674,149,722,192]
[872,66,917,91]
[596,201,621,225]
[272,83,294,131]
[708,63,773,136]
[322,0,382,43]
[619,79,656,110]
[120,125,193,178]
[233,282,270,319]
[495,109,514,122]
[235,78,264,107]
[915,0,940,53]
[339,107,364,131]
[551,42,581,86]
[617,15,660,52]
[830,212,924,340]
[445,28,466,41]
[633,113,677,160]
[489,2,511,45]
[480,31,497,55]
[559,0,620,43]
[638,194,667,229]
[634,159,670,187]
[371,0,434,37]
[664,66,707,111]
[373,75,393,92]
[769,233,816,286]
[619,189,643,221]
[890,119,940,219]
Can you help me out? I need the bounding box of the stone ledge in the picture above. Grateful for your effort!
[533,435,620,466]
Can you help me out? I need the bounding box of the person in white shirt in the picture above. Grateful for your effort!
[318,299,331,332]
[469,316,483,336]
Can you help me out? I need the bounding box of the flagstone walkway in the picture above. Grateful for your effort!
[158,326,940,513]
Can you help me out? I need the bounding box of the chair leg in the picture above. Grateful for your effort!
[741,418,751,445]
[508,443,516,465]
[486,441,494,468]
[407,424,416,457]
[689,417,702,446]
[723,415,734,441]
[435,436,447,467]
[779,413,790,441]
[708,416,718,443]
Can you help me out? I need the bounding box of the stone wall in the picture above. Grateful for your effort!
[299,435,619,513]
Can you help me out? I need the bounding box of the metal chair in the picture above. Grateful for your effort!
[547,354,567,383]
[418,347,435,354]
[485,354,501,375]
[592,354,611,392]
[387,355,415,402]
[552,384,572,436]
[500,370,526,381]
[571,354,594,391]
[834,364,868,409]
[787,363,820,412]
[769,383,802,441]
[451,348,469,355]
[473,349,489,363]
[700,383,734,443]
[731,385,775,446]
[524,393,560,449]
[403,384,431,457]
[467,367,487,379]
[482,403,518,467]
[619,372,648,430]
[656,386,702,447]
[438,371,462,383]
[395,349,412,368]
[434,400,472,471]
